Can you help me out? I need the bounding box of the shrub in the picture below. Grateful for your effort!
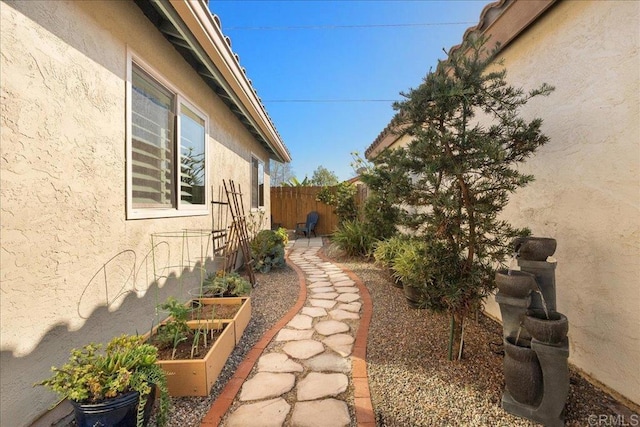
[331,219,375,258]
[250,229,286,273]
[201,271,251,297]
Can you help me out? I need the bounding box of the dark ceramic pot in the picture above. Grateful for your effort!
[503,337,543,407]
[523,309,568,345]
[402,283,425,309]
[495,269,536,298]
[70,387,155,427]
[512,237,557,261]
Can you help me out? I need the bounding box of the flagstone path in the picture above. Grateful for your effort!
[201,240,374,427]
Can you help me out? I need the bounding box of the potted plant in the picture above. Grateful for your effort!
[147,297,235,396]
[37,334,169,427]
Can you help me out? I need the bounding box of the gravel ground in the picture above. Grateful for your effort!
[160,244,638,426]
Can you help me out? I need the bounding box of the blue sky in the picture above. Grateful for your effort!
[209,1,490,181]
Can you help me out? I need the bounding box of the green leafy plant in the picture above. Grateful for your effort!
[373,234,410,285]
[275,226,289,246]
[331,219,375,258]
[202,271,251,297]
[250,229,286,273]
[37,334,169,427]
[317,182,358,225]
[155,297,191,359]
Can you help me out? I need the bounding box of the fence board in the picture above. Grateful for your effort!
[270,185,367,236]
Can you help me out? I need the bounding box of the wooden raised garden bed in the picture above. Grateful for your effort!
[188,297,251,345]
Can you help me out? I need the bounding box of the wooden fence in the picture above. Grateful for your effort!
[270,185,368,236]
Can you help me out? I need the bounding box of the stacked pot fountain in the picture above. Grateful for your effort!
[495,237,569,427]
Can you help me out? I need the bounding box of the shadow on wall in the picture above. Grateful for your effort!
[0,254,220,426]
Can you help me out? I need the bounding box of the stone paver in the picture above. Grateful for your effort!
[311,292,339,300]
[309,299,336,309]
[282,339,325,359]
[297,372,349,400]
[287,314,313,330]
[337,302,362,313]
[310,286,335,294]
[275,328,314,342]
[303,353,351,373]
[322,333,354,357]
[258,353,304,373]
[239,372,295,401]
[315,320,350,336]
[301,307,327,317]
[336,293,360,303]
[291,399,350,427]
[329,309,360,321]
[226,398,291,427]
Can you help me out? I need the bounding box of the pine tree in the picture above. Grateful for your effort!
[374,35,554,359]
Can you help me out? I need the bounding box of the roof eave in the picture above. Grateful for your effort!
[137,0,292,163]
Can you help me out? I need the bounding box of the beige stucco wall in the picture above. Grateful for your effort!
[480,0,640,406]
[0,1,272,424]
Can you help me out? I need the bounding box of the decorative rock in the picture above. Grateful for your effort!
[239,372,295,401]
[291,399,350,427]
[287,314,313,330]
[283,339,325,359]
[336,293,359,303]
[275,329,315,341]
[309,299,337,309]
[297,372,349,401]
[303,353,351,373]
[322,333,354,357]
[301,307,327,318]
[315,320,350,336]
[258,353,303,373]
[329,309,360,321]
[226,398,291,427]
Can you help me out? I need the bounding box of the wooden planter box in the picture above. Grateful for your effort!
[155,320,235,397]
[188,297,251,345]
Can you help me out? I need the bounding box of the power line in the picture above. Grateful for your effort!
[224,22,475,31]
[263,99,399,103]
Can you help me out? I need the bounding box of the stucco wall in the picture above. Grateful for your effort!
[0,1,271,424]
[480,0,640,406]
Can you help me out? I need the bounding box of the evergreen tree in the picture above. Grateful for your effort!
[371,36,554,359]
[310,166,339,186]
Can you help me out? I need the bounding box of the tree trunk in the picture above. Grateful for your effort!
[448,312,465,361]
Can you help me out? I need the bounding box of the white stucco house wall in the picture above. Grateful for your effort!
[0,0,291,424]
[366,0,639,409]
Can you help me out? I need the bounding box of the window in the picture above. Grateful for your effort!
[128,61,208,218]
[251,156,264,209]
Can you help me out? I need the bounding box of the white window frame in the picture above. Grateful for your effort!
[126,51,209,219]
[250,155,265,211]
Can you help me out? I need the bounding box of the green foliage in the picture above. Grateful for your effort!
[37,334,169,427]
[316,182,358,225]
[202,271,251,297]
[331,220,375,257]
[310,166,339,186]
[373,235,409,270]
[362,191,399,241]
[155,297,191,358]
[372,35,552,319]
[283,176,310,187]
[275,227,289,246]
[250,229,286,273]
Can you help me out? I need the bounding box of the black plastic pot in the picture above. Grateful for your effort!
[70,387,155,427]
[402,283,425,309]
[503,337,543,407]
